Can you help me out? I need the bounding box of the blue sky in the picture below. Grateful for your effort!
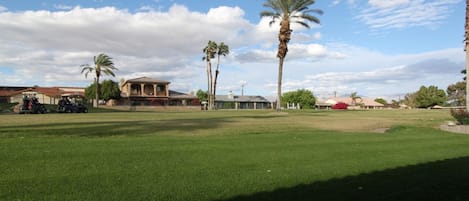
[0,0,465,100]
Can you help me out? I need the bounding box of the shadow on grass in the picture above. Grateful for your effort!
[0,113,289,137]
[0,118,233,137]
[217,156,469,201]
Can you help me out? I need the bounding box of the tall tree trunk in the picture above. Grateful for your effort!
[213,69,219,109]
[205,61,211,110]
[213,55,221,110]
[464,0,469,110]
[276,57,284,111]
[207,62,213,110]
[276,19,291,111]
[95,77,99,108]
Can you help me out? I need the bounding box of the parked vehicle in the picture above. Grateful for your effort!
[57,95,88,113]
[19,95,47,114]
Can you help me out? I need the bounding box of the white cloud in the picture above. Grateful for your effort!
[282,47,463,98]
[0,5,263,92]
[53,4,73,10]
[137,5,157,12]
[357,0,461,30]
[368,0,410,8]
[236,43,347,63]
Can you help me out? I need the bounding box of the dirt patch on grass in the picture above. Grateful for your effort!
[371,128,390,133]
[440,124,469,135]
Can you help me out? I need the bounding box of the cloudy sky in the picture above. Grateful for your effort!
[0,0,465,100]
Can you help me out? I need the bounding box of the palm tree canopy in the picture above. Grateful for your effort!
[260,0,323,28]
[217,42,230,57]
[202,40,218,61]
[81,53,118,78]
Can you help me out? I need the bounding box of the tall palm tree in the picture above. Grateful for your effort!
[464,0,469,110]
[81,53,118,108]
[261,0,322,111]
[202,41,217,110]
[213,42,230,108]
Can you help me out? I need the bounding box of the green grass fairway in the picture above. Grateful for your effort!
[1,110,469,201]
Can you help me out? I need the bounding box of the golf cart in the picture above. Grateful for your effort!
[19,93,47,114]
[57,94,88,113]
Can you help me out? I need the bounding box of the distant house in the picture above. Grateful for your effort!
[0,86,27,103]
[119,76,198,106]
[0,86,85,104]
[317,97,384,110]
[315,100,333,110]
[215,92,271,109]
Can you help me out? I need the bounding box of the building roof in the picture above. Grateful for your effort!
[324,97,384,107]
[123,76,170,84]
[215,95,270,103]
[0,86,85,98]
[169,90,197,99]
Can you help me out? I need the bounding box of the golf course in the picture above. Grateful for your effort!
[1,109,469,201]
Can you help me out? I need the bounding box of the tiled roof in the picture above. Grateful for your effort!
[325,97,384,107]
[0,86,85,98]
[169,90,197,99]
[124,77,170,84]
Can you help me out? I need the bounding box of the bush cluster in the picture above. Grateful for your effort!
[450,109,469,125]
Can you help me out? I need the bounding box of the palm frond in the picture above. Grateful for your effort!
[260,11,277,17]
[262,0,322,28]
[102,68,116,77]
[293,20,310,28]
[81,53,117,79]
[303,8,323,15]
[263,0,282,13]
[217,42,230,56]
[292,13,321,24]
[203,40,218,61]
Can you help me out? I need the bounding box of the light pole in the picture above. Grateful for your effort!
[240,80,247,96]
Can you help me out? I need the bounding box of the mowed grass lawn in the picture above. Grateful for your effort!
[1,109,469,201]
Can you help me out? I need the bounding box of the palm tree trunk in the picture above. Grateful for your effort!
[275,19,291,111]
[95,77,99,108]
[466,43,469,109]
[205,62,211,110]
[277,57,285,111]
[213,55,221,110]
[213,69,219,109]
[464,0,469,110]
[207,62,213,110]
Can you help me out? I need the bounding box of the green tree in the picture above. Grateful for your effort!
[281,89,316,109]
[403,92,417,108]
[447,81,466,106]
[374,98,387,105]
[350,92,362,106]
[196,89,208,102]
[414,85,447,108]
[85,80,121,101]
[260,0,322,111]
[81,53,118,108]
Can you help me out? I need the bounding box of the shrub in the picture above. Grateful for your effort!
[0,102,18,113]
[332,102,348,110]
[450,109,469,125]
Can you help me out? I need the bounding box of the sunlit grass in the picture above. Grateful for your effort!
[1,109,468,201]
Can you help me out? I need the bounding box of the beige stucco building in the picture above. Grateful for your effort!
[119,77,198,106]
